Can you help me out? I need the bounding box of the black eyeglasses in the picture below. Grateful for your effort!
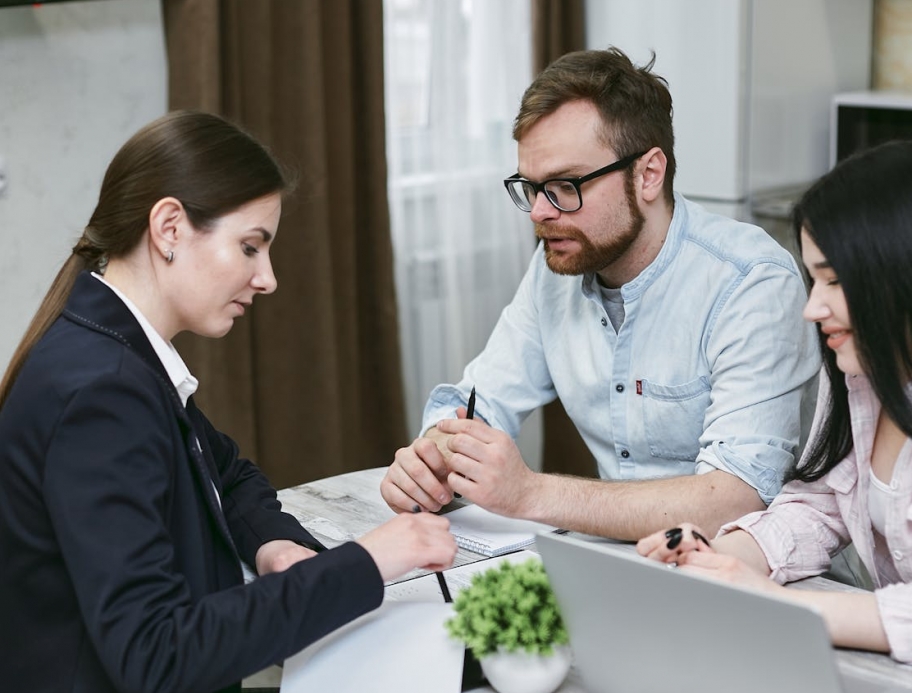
[503,150,648,213]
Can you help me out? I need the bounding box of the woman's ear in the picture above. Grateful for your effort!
[638,147,667,204]
[148,197,187,262]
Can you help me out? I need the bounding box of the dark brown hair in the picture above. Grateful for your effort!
[787,140,912,483]
[0,110,288,408]
[513,47,675,204]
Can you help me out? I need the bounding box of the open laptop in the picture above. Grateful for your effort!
[537,532,910,693]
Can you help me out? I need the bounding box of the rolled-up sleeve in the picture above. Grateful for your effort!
[719,476,852,584]
[696,263,820,503]
[876,582,912,663]
[728,499,912,664]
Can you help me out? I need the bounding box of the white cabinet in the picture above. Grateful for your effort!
[585,0,873,220]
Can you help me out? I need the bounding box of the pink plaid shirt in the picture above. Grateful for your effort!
[721,371,912,663]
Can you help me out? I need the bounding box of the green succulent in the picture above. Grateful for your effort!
[445,558,569,658]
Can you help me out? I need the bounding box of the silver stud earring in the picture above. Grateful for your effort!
[166,250,174,263]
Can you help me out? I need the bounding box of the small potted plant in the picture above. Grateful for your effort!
[446,558,571,693]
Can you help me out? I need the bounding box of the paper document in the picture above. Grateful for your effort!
[385,550,541,602]
[281,601,463,693]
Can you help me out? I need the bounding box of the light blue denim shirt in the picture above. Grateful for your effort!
[423,194,820,504]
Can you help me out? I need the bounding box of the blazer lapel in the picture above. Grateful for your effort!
[175,411,239,556]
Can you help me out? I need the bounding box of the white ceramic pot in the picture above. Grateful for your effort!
[479,645,572,693]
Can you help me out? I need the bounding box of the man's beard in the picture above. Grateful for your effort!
[535,174,646,276]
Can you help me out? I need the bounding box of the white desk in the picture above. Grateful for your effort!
[276,467,912,692]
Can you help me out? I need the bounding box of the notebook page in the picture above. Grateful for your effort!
[444,505,557,556]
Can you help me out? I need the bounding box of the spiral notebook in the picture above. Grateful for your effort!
[444,504,557,556]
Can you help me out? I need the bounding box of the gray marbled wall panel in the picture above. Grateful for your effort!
[0,0,166,369]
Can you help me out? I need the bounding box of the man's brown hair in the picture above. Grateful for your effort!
[513,47,675,204]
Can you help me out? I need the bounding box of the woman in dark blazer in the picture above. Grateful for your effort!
[0,111,456,693]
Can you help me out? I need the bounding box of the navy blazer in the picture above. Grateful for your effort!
[0,272,383,693]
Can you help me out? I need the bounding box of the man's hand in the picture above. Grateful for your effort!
[380,407,469,513]
[254,539,318,576]
[436,417,538,518]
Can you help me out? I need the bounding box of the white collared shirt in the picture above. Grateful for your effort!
[91,272,198,406]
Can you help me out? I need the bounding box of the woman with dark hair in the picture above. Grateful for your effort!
[0,111,456,693]
[637,140,912,663]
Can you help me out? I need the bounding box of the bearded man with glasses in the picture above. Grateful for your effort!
[381,47,820,542]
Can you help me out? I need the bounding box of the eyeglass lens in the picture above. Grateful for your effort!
[508,179,581,212]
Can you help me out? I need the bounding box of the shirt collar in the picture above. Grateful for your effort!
[580,192,685,300]
[91,272,198,407]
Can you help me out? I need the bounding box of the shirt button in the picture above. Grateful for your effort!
[600,317,608,327]
[893,549,903,561]
[890,480,900,491]
[616,384,625,393]
[620,449,630,458]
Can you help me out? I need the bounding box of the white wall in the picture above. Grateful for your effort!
[0,0,167,371]
[584,0,872,207]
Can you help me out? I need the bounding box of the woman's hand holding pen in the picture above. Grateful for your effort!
[356,512,457,582]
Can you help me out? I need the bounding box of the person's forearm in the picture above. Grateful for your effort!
[782,590,890,654]
[710,529,772,575]
[519,470,765,541]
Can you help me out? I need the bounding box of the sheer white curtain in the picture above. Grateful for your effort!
[384,0,540,461]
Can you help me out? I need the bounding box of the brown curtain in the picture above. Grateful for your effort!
[532,0,586,73]
[162,0,407,490]
[530,0,594,478]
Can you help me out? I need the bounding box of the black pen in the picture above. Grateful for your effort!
[412,504,453,603]
[453,387,476,501]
